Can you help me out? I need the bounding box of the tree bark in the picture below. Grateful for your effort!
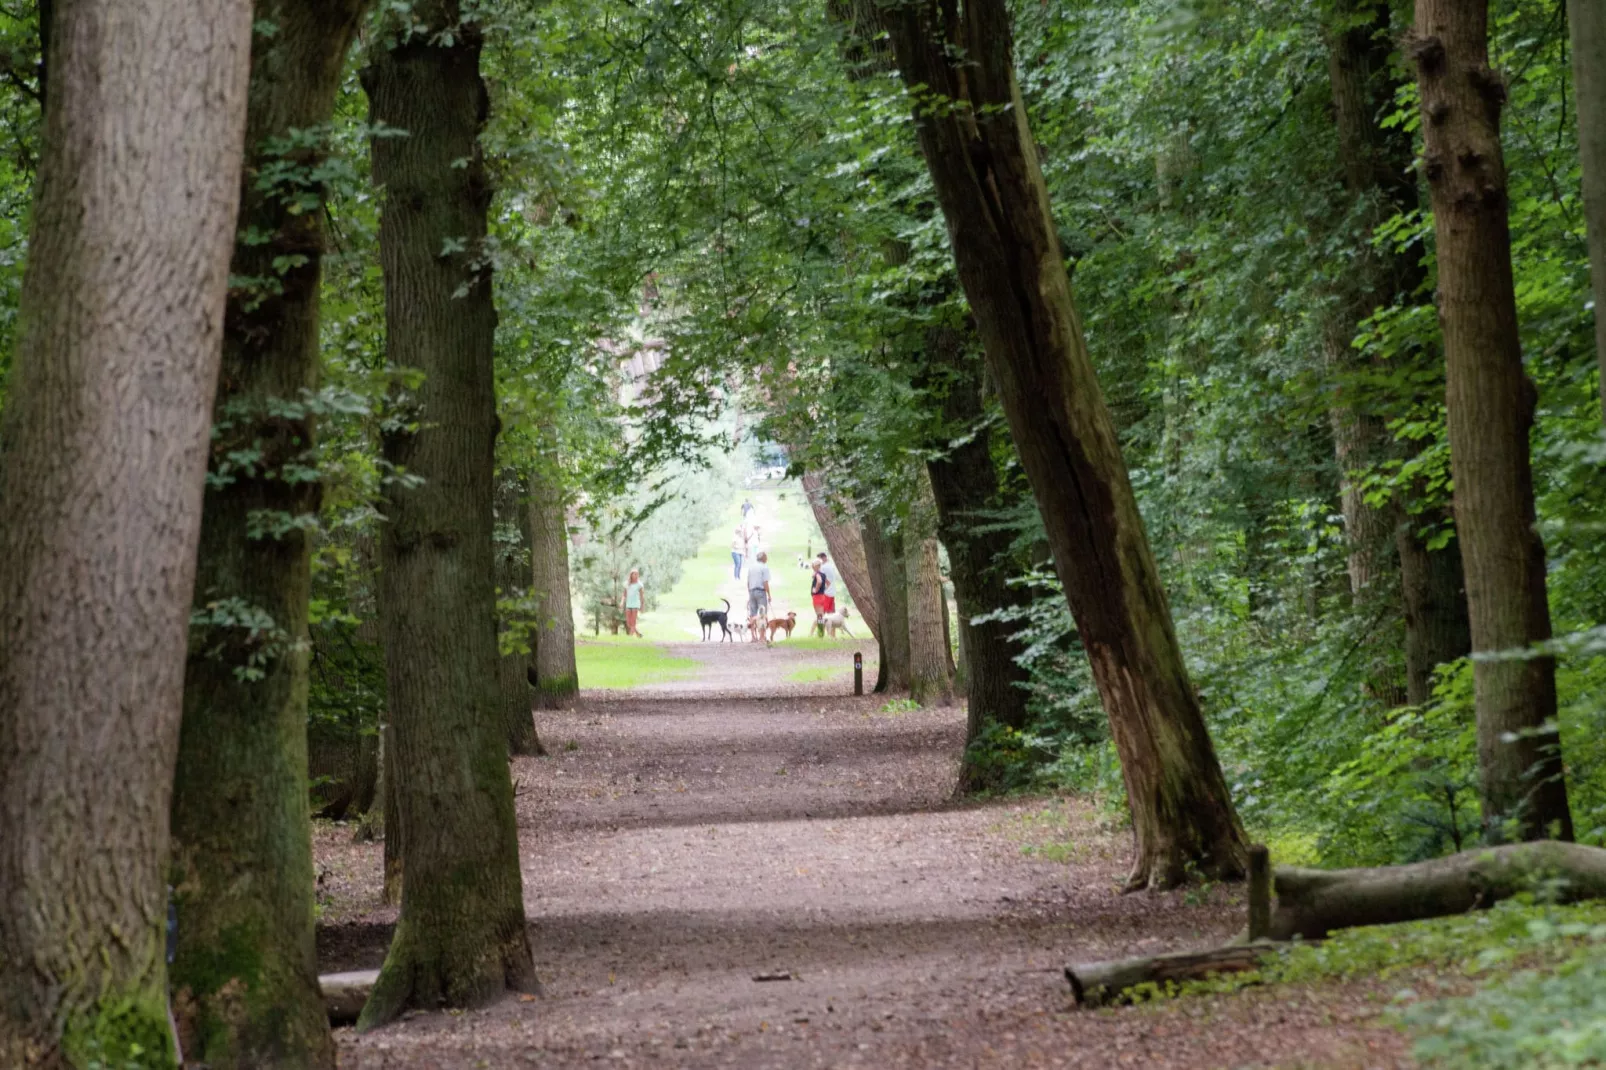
[1411,1,1574,842]
[1397,520,1473,705]
[860,507,911,692]
[1267,840,1606,940]
[495,475,543,756]
[168,3,365,1066]
[879,0,1247,888]
[906,474,955,706]
[1065,944,1274,1008]
[528,464,579,710]
[917,325,1034,786]
[0,0,251,1062]
[802,468,880,635]
[1572,0,1606,422]
[359,2,538,1028]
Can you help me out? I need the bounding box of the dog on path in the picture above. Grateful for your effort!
[766,611,798,641]
[821,607,855,639]
[696,598,732,641]
[729,619,748,641]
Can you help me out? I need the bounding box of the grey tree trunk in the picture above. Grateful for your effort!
[359,0,538,1027]
[906,474,955,707]
[879,0,1247,888]
[169,2,365,1066]
[1411,0,1574,841]
[528,464,579,709]
[1572,0,1606,421]
[861,508,911,692]
[495,475,543,755]
[0,0,251,1060]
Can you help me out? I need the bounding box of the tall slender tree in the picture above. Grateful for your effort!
[1573,0,1606,421]
[861,507,911,692]
[878,0,1247,887]
[1411,0,1574,840]
[528,462,580,709]
[359,0,538,1027]
[0,0,252,1060]
[168,2,366,1066]
[496,473,545,754]
[906,473,955,706]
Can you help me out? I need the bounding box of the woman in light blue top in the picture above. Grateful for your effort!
[620,569,645,636]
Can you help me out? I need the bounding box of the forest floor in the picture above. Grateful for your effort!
[314,636,1415,1069]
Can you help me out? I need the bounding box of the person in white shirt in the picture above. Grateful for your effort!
[746,552,772,623]
[730,528,747,580]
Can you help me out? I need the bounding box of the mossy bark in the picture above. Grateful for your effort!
[880,0,1246,888]
[906,474,955,707]
[169,5,366,1065]
[528,464,579,710]
[0,0,251,1062]
[358,1,538,1028]
[860,507,911,693]
[1411,0,1573,842]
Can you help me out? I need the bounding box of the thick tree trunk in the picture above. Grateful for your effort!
[169,4,364,1067]
[1268,840,1606,940]
[0,0,250,1062]
[495,475,543,756]
[917,325,1034,785]
[802,469,880,636]
[880,0,1246,888]
[1572,0,1606,421]
[861,507,911,692]
[1398,518,1473,705]
[1411,1,1574,842]
[381,720,402,906]
[906,474,955,706]
[359,4,537,1028]
[528,464,579,710]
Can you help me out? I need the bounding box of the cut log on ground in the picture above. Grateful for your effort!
[1268,840,1606,940]
[322,969,379,1024]
[1065,943,1278,1008]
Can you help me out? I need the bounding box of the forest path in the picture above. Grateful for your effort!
[320,653,1406,1068]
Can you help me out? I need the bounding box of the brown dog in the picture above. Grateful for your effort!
[766,612,798,641]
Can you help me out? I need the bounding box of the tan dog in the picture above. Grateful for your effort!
[823,607,855,639]
[747,615,766,642]
[766,611,798,641]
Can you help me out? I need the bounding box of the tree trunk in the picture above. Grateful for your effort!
[879,0,1246,889]
[381,720,402,906]
[1268,840,1606,940]
[0,0,250,1061]
[860,507,910,692]
[495,475,543,756]
[528,464,579,710]
[359,3,538,1027]
[1572,0,1606,422]
[1411,0,1574,842]
[906,474,955,707]
[801,468,880,635]
[169,4,364,1066]
[1397,518,1473,705]
[917,324,1034,785]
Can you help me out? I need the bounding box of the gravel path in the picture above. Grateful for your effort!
[316,642,1410,1068]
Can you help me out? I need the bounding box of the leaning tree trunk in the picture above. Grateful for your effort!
[0,0,251,1061]
[879,0,1246,888]
[1573,0,1606,422]
[906,474,955,707]
[861,507,911,692]
[359,3,538,1028]
[1411,0,1574,842]
[529,463,579,710]
[495,474,543,755]
[169,2,365,1066]
[918,326,1035,786]
[802,469,881,635]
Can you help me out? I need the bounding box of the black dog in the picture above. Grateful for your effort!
[696,598,732,641]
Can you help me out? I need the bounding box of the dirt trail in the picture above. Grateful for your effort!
[318,642,1408,1068]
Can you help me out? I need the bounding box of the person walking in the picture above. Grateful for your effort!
[730,528,746,580]
[747,551,772,642]
[620,569,645,637]
[810,558,831,637]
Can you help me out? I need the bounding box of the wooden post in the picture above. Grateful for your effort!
[853,652,863,695]
[1248,843,1271,942]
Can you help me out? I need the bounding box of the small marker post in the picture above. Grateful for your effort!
[853,652,863,696]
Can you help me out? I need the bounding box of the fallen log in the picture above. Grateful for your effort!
[1065,943,1278,1007]
[322,969,379,1025]
[1268,840,1606,940]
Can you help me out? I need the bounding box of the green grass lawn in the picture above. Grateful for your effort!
[618,479,849,641]
[574,638,698,689]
